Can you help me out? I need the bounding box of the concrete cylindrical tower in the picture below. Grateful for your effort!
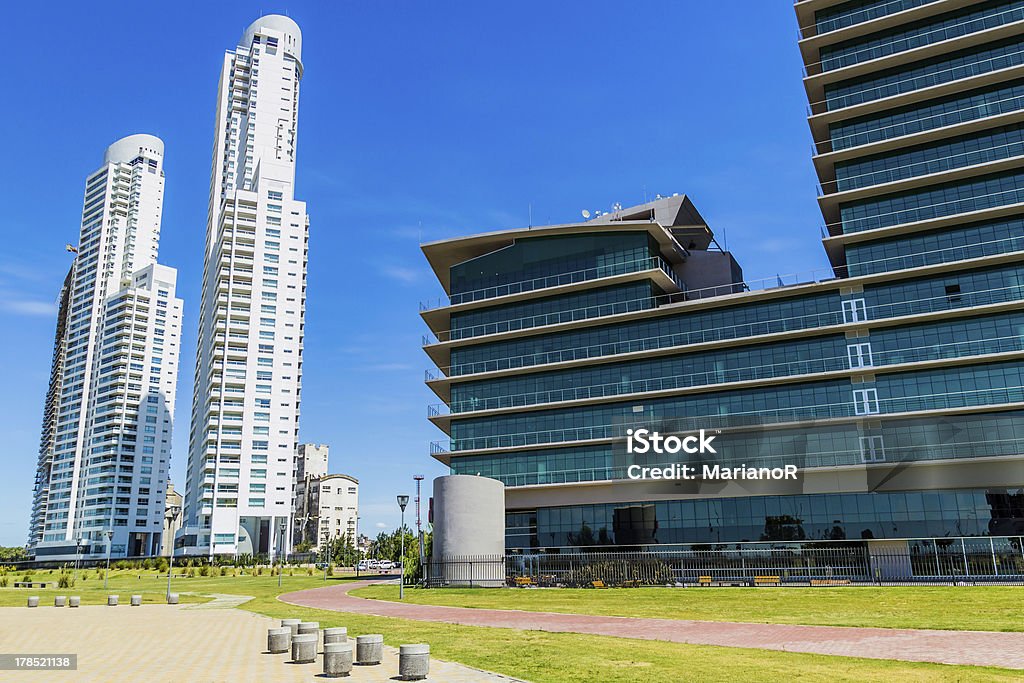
[431,475,505,586]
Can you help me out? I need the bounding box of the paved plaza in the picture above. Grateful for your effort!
[282,581,1024,670]
[0,603,520,682]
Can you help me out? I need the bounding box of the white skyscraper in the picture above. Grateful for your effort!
[29,134,183,560]
[177,15,308,558]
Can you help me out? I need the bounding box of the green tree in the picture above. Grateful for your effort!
[0,546,29,562]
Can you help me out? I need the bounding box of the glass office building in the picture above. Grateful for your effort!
[421,0,1024,561]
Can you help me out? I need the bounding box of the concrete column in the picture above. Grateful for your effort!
[54,596,67,607]
[267,627,291,654]
[107,595,118,606]
[290,633,317,663]
[281,618,301,637]
[69,596,80,608]
[432,475,506,587]
[355,634,383,665]
[27,596,39,608]
[324,627,347,644]
[323,642,353,677]
[399,643,430,680]
[131,595,142,606]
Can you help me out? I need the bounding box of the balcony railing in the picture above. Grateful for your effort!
[434,383,1024,452]
[427,281,1024,378]
[420,256,684,311]
[429,333,1024,417]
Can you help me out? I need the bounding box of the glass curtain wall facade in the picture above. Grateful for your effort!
[421,2,1024,560]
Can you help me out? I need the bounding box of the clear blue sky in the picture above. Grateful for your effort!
[0,1,826,546]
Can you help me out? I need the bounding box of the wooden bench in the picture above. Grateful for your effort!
[513,576,534,587]
[810,579,851,586]
[621,579,642,588]
[698,575,713,586]
[13,582,55,589]
[753,575,781,586]
[590,580,607,589]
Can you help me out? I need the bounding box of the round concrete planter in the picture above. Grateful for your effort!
[324,627,347,644]
[107,595,118,606]
[69,596,80,608]
[290,633,317,664]
[54,596,67,607]
[323,642,353,678]
[27,596,39,608]
[166,593,179,605]
[355,634,383,665]
[267,627,291,654]
[399,643,430,680]
[130,595,142,606]
[281,619,301,637]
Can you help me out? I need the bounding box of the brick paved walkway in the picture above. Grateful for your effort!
[0,604,519,682]
[280,581,1024,670]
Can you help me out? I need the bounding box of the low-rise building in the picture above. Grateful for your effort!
[291,443,358,551]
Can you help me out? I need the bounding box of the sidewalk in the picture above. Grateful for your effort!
[0,604,519,682]
[280,581,1024,670]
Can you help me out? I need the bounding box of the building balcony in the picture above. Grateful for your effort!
[427,335,1024,430]
[419,256,685,335]
[431,389,1024,459]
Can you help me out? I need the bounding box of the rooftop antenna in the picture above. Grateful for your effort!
[529,203,533,228]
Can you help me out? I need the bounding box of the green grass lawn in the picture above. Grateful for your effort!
[351,584,1024,632]
[3,570,1022,681]
[0,567,348,607]
[251,593,1022,683]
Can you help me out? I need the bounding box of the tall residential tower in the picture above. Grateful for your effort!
[177,15,308,558]
[29,134,183,560]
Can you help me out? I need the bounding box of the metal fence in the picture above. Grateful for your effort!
[424,543,1024,587]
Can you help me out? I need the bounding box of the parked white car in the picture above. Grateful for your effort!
[378,560,393,570]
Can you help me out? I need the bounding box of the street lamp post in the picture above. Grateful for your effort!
[397,495,409,600]
[278,525,285,589]
[74,537,84,585]
[103,530,113,590]
[355,516,361,578]
[166,552,174,601]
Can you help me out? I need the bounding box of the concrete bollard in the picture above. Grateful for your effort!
[166,593,179,605]
[27,596,39,608]
[267,627,291,654]
[290,633,317,664]
[297,622,320,647]
[54,596,67,607]
[355,634,383,665]
[323,642,353,677]
[399,644,430,680]
[69,596,80,608]
[107,595,118,606]
[131,595,142,607]
[281,618,301,637]
[324,627,347,644]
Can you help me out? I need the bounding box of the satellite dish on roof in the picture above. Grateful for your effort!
[581,210,591,219]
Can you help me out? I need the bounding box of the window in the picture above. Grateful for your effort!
[859,435,885,463]
[847,342,873,369]
[842,298,867,323]
[853,388,880,415]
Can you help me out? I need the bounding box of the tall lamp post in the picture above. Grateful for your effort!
[397,495,409,600]
[103,530,114,589]
[355,516,361,578]
[74,537,84,585]
[167,551,174,601]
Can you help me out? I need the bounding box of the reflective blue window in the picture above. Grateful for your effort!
[820,1,1024,72]
[829,79,1024,151]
